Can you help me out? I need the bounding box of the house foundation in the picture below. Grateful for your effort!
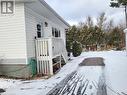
[0,64,31,78]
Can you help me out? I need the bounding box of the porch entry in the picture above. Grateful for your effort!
[35,38,68,76]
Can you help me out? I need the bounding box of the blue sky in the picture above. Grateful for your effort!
[45,0,125,25]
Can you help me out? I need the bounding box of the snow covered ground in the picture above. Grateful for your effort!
[0,51,127,95]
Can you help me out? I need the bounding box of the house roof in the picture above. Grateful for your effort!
[39,0,70,27]
[15,0,70,28]
[14,0,36,3]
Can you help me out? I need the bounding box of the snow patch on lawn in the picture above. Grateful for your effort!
[1,54,85,95]
[0,51,127,95]
[0,79,21,89]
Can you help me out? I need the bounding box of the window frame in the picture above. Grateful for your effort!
[52,27,61,38]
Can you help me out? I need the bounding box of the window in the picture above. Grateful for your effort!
[52,27,55,37]
[52,27,61,37]
[44,22,48,27]
[55,28,59,37]
[37,24,41,38]
[58,30,61,37]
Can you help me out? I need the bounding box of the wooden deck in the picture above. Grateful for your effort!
[47,71,107,95]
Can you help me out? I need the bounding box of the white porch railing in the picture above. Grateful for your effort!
[35,38,68,75]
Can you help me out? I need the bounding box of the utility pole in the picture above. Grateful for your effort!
[125,5,127,27]
[124,29,127,55]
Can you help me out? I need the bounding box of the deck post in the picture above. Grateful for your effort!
[60,56,62,68]
[35,39,40,73]
[48,38,53,75]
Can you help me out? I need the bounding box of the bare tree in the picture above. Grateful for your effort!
[86,16,94,28]
[97,12,107,30]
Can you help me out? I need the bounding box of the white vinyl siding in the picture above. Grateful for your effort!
[0,3,27,64]
[24,4,66,58]
[25,5,45,58]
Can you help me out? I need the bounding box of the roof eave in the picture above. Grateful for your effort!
[39,0,70,28]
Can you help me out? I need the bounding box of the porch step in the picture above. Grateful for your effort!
[62,47,68,63]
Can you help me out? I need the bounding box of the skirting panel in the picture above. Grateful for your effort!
[37,60,50,75]
[0,64,32,78]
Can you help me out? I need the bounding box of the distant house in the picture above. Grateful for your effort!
[0,0,69,78]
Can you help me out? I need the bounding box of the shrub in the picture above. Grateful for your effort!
[72,41,82,57]
[66,40,72,57]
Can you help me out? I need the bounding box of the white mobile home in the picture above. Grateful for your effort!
[0,0,69,78]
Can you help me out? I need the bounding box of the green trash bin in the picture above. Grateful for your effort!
[28,58,37,76]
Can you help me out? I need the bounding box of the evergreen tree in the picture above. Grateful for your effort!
[66,13,125,52]
[66,25,83,57]
[72,41,82,57]
[108,27,125,49]
[66,26,77,55]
